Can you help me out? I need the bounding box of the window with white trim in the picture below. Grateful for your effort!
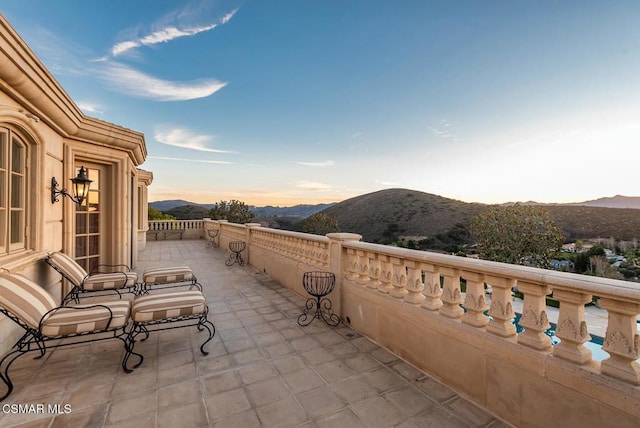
[0,127,27,254]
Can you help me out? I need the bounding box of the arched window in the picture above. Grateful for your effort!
[0,127,27,254]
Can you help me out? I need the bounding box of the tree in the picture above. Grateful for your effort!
[148,205,175,220]
[302,213,340,235]
[469,204,564,268]
[208,199,254,224]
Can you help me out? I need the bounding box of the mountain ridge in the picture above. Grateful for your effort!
[151,194,640,213]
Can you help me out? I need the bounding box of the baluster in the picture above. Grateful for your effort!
[390,258,408,299]
[486,276,517,338]
[421,264,442,311]
[552,289,592,364]
[517,281,552,351]
[598,297,640,385]
[357,250,370,286]
[314,242,323,267]
[377,255,393,294]
[462,271,488,327]
[345,248,359,281]
[439,268,463,319]
[405,261,425,305]
[367,253,380,290]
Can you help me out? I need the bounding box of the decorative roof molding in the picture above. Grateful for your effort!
[0,15,147,165]
[137,169,154,186]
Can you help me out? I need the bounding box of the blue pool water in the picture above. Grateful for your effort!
[512,313,610,361]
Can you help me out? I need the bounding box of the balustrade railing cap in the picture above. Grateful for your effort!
[326,233,362,241]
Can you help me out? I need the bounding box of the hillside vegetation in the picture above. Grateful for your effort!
[317,188,640,245]
[320,189,486,243]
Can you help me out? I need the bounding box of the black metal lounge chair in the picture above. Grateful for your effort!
[45,252,138,304]
[0,272,142,401]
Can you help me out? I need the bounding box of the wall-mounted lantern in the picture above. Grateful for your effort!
[51,166,93,206]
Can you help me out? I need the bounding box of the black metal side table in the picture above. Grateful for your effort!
[206,229,219,248]
[225,241,246,266]
[297,271,340,327]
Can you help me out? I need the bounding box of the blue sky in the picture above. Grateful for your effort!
[3,1,639,206]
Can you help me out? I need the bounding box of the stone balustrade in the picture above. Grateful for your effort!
[199,220,640,426]
[147,219,205,240]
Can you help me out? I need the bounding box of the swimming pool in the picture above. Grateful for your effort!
[512,313,610,361]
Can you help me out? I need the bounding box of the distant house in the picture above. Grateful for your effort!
[550,259,575,272]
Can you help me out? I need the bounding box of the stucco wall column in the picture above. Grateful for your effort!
[326,233,362,319]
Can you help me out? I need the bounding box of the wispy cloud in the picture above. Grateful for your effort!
[154,128,235,153]
[99,62,227,101]
[295,181,332,191]
[111,8,238,57]
[293,160,335,167]
[77,102,103,114]
[148,155,233,165]
[429,119,458,140]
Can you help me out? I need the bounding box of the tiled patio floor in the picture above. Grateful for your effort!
[0,240,510,428]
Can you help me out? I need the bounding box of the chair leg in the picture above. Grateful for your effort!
[0,348,27,401]
[196,311,216,355]
[121,325,145,373]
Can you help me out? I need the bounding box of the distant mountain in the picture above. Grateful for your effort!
[315,188,640,244]
[251,203,335,218]
[150,192,640,243]
[149,200,335,218]
[570,195,640,210]
[150,200,216,211]
[504,195,640,210]
[164,205,211,220]
[320,188,486,243]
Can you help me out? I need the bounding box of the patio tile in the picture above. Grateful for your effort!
[104,412,155,428]
[237,361,277,384]
[273,355,307,374]
[344,353,382,373]
[106,394,155,425]
[230,347,266,365]
[282,367,325,393]
[296,385,346,419]
[157,401,208,428]
[389,360,427,382]
[415,376,458,403]
[301,347,337,365]
[245,376,291,406]
[197,354,232,375]
[315,408,366,428]
[255,395,308,426]
[0,240,507,428]
[370,347,400,364]
[210,409,262,428]
[263,341,295,358]
[314,359,356,383]
[204,387,252,421]
[410,407,469,428]
[363,366,409,393]
[329,375,379,404]
[446,396,496,427]
[350,396,407,428]
[290,336,322,352]
[385,385,437,417]
[51,404,109,428]
[157,379,202,408]
[202,371,242,395]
